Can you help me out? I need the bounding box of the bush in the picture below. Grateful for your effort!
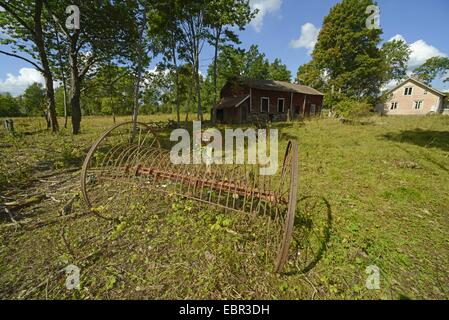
[334,98,372,119]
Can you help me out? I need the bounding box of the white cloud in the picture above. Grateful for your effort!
[290,22,320,53]
[381,79,398,92]
[388,34,447,70]
[249,0,282,33]
[0,68,45,96]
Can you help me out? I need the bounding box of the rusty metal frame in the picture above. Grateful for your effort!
[80,121,298,273]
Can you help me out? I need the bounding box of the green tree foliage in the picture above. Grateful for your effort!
[44,0,136,134]
[269,58,292,81]
[21,82,46,116]
[0,93,21,117]
[298,0,386,105]
[243,45,271,79]
[413,56,449,85]
[381,39,411,83]
[80,65,134,117]
[205,0,255,106]
[296,61,325,87]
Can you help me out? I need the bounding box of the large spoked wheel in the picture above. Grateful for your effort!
[273,140,299,273]
[80,122,160,220]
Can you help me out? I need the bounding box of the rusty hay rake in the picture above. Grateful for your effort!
[81,121,330,273]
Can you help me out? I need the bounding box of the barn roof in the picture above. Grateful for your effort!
[215,95,249,110]
[241,79,324,96]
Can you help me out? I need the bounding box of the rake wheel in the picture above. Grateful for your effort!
[273,140,299,273]
[80,121,160,219]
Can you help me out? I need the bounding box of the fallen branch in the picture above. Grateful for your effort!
[4,193,48,212]
[0,210,91,231]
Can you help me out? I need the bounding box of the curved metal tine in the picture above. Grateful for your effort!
[157,149,177,193]
[170,154,187,195]
[85,142,125,205]
[141,148,165,191]
[103,144,140,209]
[118,144,142,179]
[214,165,228,208]
[193,163,206,198]
[224,165,237,209]
[265,171,273,218]
[232,165,243,210]
[189,163,203,197]
[162,151,179,195]
[126,125,158,181]
[90,132,126,179]
[198,163,209,201]
[89,140,137,208]
[206,165,223,204]
[255,173,267,216]
[247,166,257,214]
[98,142,127,175]
[144,148,166,182]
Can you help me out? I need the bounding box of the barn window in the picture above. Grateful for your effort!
[404,87,413,96]
[390,102,398,110]
[261,97,269,113]
[310,104,316,115]
[413,100,423,110]
[277,98,285,113]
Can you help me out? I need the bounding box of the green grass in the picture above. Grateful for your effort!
[0,114,448,299]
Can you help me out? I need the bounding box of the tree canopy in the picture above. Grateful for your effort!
[413,56,449,85]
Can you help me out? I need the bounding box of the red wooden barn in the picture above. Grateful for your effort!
[213,78,324,124]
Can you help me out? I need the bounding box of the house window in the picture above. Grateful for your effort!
[390,102,398,110]
[261,97,269,113]
[404,87,413,96]
[310,104,316,115]
[413,100,423,110]
[277,98,285,113]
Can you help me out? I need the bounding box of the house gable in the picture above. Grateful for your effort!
[383,78,445,115]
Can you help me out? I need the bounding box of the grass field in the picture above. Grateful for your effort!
[0,114,448,299]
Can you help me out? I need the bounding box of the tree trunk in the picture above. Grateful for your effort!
[44,73,58,131]
[34,0,58,132]
[211,29,220,124]
[194,58,203,122]
[132,71,142,126]
[172,45,180,127]
[63,83,68,128]
[55,32,68,128]
[185,83,193,129]
[69,49,81,135]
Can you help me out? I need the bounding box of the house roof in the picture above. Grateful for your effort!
[387,77,446,97]
[241,79,324,96]
[215,95,249,110]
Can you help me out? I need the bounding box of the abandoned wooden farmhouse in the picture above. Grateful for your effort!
[213,79,324,124]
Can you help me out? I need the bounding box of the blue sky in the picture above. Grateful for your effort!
[1,0,449,96]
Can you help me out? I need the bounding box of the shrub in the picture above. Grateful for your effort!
[334,98,372,119]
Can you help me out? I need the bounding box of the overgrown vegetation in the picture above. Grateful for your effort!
[1,115,448,299]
